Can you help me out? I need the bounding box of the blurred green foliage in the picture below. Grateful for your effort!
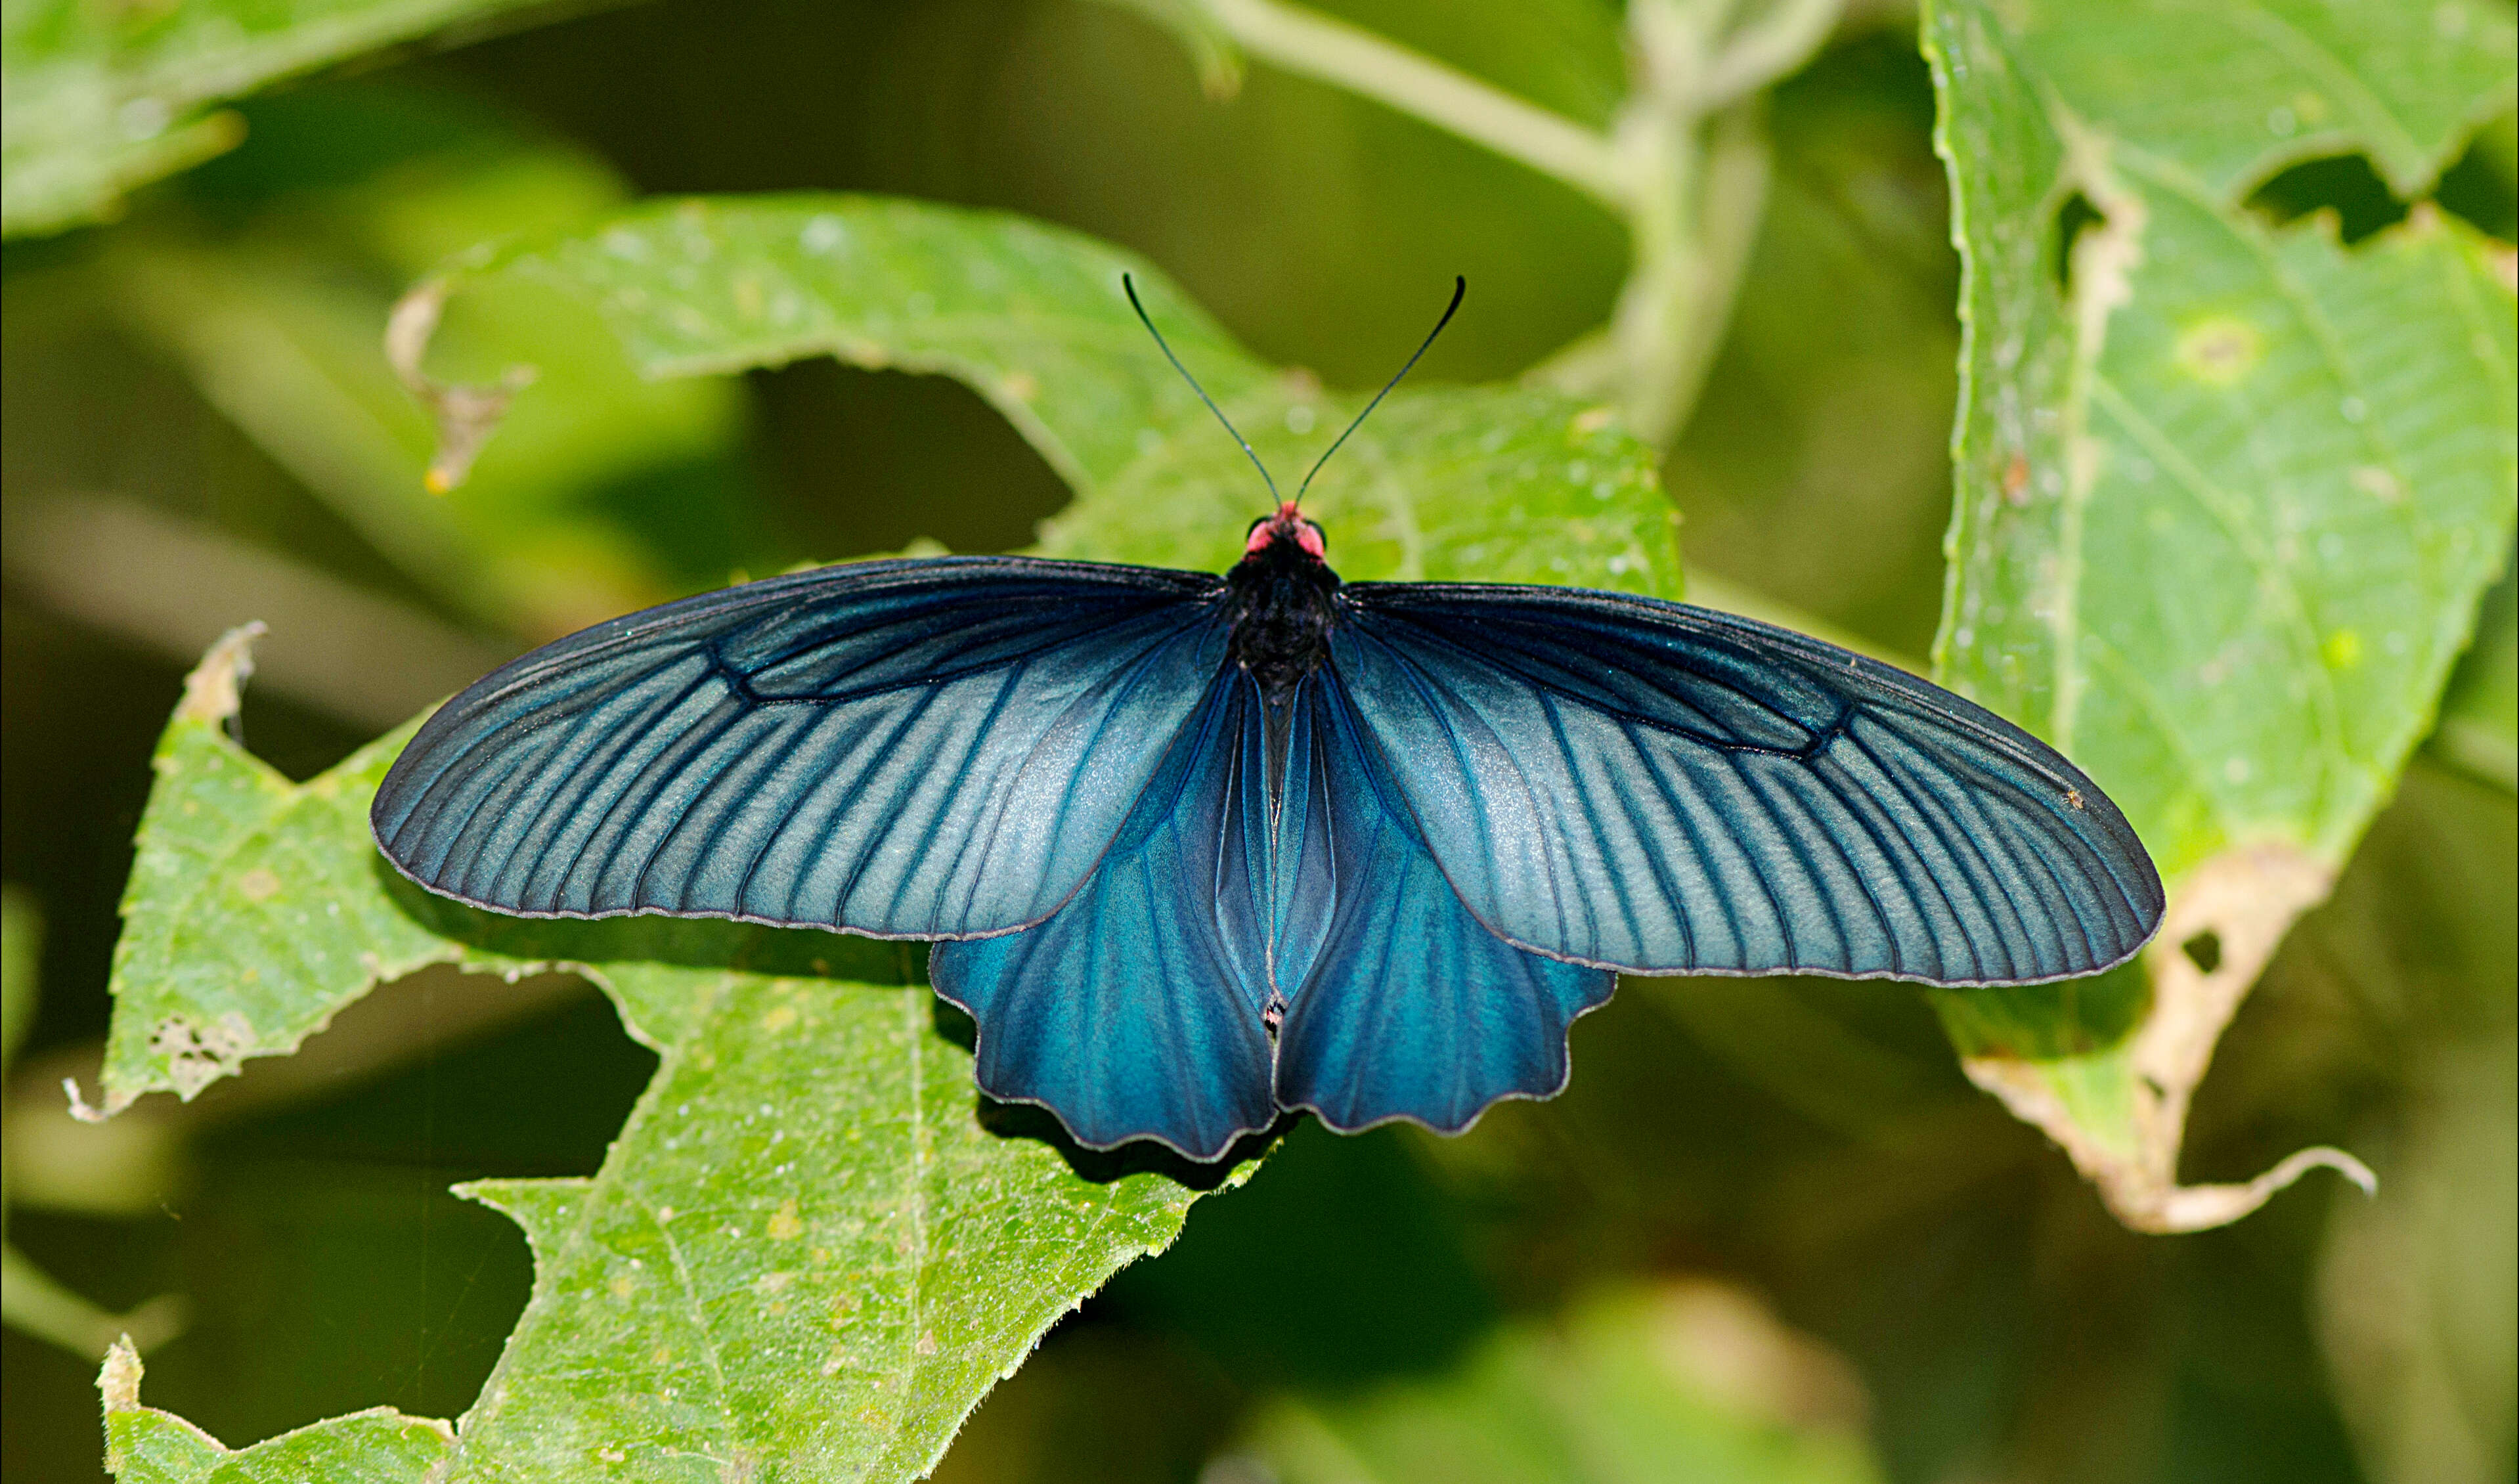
[3,1,2512,1481]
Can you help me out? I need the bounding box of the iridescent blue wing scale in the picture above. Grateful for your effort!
[930,666,1616,1159]
[1272,676,1616,1137]
[372,556,1230,939]
[1330,584,2164,985]
[929,673,1283,1159]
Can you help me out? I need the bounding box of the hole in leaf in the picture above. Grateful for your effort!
[2437,114,2518,244]
[749,359,1071,561]
[164,972,656,1437]
[2245,154,2408,244]
[2048,191,2104,294]
[2181,929,2224,975]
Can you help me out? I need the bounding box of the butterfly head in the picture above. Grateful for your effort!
[1245,502,1327,560]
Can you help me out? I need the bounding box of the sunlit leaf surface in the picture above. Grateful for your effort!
[1923,0,2517,1229]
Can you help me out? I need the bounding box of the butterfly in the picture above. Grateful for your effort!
[372,278,2163,1162]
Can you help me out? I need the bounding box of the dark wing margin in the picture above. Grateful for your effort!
[1332,584,2164,985]
[373,556,1230,939]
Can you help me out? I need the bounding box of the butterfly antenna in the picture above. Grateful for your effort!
[1294,275,1465,505]
[1124,273,1277,504]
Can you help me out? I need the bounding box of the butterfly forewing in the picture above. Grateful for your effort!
[373,557,1230,938]
[1332,583,2164,985]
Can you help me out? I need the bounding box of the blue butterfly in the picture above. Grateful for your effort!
[372,279,2162,1161]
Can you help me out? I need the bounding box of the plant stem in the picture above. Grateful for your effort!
[1698,0,1843,109]
[1661,102,1774,437]
[1188,0,1841,450]
[1202,0,1631,210]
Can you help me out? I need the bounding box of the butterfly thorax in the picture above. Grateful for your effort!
[1226,511,1342,703]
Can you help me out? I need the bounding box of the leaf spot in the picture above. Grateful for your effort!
[2173,316,2264,385]
[768,1198,804,1241]
[762,1005,797,1033]
[235,867,281,902]
[148,1012,256,1099]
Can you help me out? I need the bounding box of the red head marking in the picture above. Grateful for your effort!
[1247,502,1326,557]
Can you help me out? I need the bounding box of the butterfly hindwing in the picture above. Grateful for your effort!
[1331,584,2164,984]
[931,672,1281,1159]
[372,556,1229,938]
[1273,675,1617,1135]
[932,665,1615,1156]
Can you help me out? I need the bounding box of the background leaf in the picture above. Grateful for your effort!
[2432,549,2516,790]
[96,95,757,639]
[1230,1280,1882,1484]
[1922,0,2517,1229]
[410,194,1680,594]
[1,0,591,238]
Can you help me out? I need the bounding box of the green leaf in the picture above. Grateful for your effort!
[102,1340,456,1482]
[1,0,578,238]
[2004,1,2517,200]
[1235,1282,1884,1484]
[96,106,749,638]
[401,193,1679,595]
[1922,0,2516,1231]
[95,628,1229,1480]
